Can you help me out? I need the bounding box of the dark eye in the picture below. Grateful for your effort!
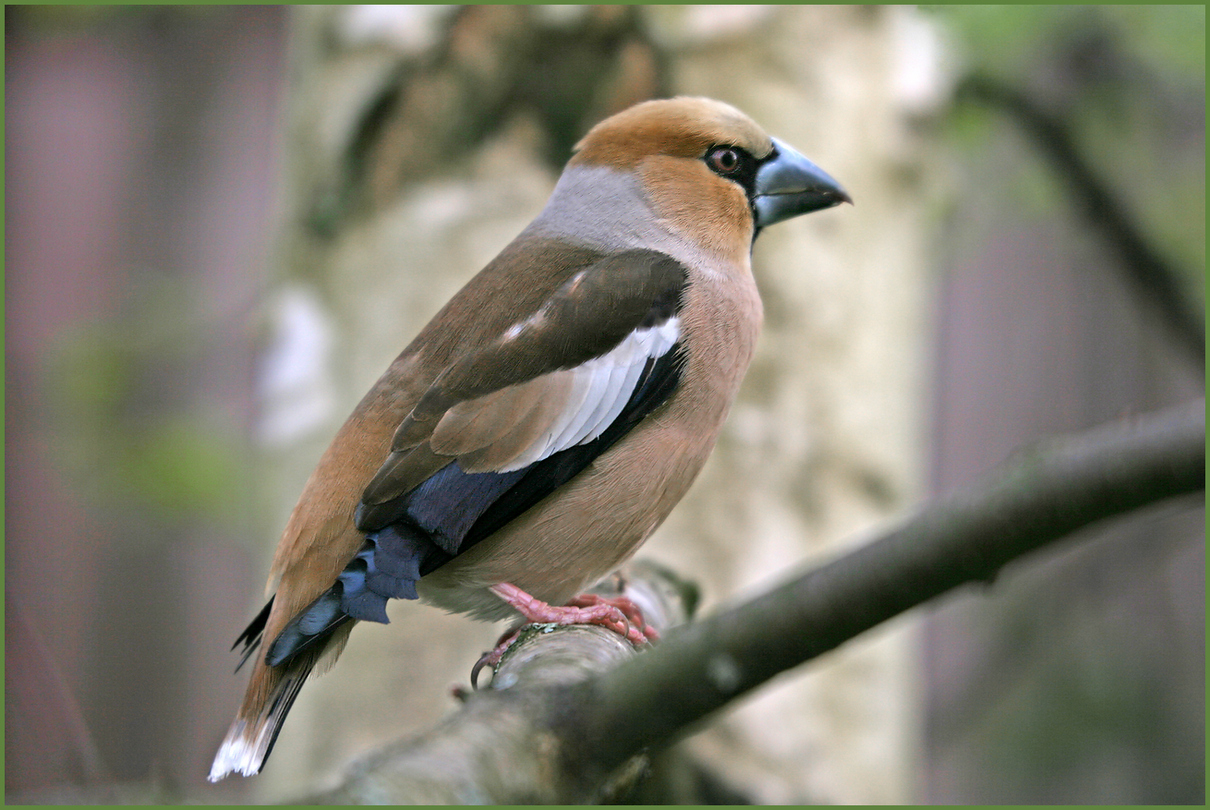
[707,147,741,175]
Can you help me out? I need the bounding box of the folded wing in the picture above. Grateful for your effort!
[263,249,688,666]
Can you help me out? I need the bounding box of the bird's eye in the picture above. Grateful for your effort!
[707,147,742,175]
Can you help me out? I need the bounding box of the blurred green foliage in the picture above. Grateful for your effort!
[932,5,1204,81]
[46,308,254,531]
[931,5,1205,306]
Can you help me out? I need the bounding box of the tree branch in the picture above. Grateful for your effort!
[304,561,696,805]
[560,399,1204,789]
[956,74,1205,367]
[301,399,1205,804]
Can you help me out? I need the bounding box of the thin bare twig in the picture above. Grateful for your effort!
[957,74,1205,367]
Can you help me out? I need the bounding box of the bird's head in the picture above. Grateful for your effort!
[568,97,850,253]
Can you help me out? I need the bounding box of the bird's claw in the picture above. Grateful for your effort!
[471,626,522,689]
[566,592,660,645]
[470,584,659,688]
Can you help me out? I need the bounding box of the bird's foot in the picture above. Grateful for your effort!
[470,582,659,688]
[564,592,660,644]
[493,582,659,645]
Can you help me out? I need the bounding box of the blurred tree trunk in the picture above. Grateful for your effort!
[249,6,941,803]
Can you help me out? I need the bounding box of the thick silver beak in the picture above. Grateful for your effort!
[753,137,851,227]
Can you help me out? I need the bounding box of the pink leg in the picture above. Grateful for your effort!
[471,582,658,688]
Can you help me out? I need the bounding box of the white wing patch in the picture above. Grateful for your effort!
[497,316,680,472]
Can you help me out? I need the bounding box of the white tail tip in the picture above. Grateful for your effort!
[208,719,273,782]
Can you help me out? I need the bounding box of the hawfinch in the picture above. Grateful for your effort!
[210,96,849,781]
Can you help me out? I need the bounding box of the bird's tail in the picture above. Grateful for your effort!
[208,655,312,782]
[208,621,352,782]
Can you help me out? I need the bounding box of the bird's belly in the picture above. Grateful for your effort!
[415,413,714,622]
[415,276,760,624]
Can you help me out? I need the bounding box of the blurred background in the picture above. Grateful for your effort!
[5,5,1203,805]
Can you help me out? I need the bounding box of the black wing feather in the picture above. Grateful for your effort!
[232,596,274,673]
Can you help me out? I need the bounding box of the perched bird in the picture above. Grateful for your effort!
[209,96,849,781]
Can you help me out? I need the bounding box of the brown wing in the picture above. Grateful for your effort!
[262,237,607,595]
[254,245,685,663]
[260,249,688,668]
[359,247,687,508]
